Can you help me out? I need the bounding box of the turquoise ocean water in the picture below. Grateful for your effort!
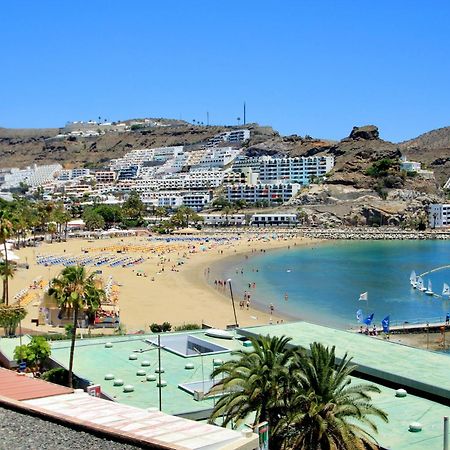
[211,240,450,329]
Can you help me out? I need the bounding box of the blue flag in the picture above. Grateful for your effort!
[356,309,363,323]
[363,313,374,326]
[381,316,390,333]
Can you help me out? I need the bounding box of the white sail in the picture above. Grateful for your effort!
[443,283,450,296]
[410,270,417,282]
[417,277,425,291]
[425,279,433,295]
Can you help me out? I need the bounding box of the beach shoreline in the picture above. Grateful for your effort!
[8,233,318,334]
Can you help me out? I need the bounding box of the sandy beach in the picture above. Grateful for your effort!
[7,232,315,334]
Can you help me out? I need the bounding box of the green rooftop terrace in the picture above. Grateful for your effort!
[48,324,450,450]
[50,331,243,416]
[240,322,450,403]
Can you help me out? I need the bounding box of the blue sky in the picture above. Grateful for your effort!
[1,0,449,141]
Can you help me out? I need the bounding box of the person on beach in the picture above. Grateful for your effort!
[269,303,274,315]
[446,313,450,326]
[284,292,288,301]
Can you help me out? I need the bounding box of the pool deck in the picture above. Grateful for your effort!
[238,322,450,404]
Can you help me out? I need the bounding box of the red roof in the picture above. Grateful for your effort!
[0,368,73,400]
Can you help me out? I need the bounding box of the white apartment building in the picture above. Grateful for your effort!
[206,129,250,147]
[57,168,90,181]
[94,171,116,183]
[110,149,155,171]
[232,155,272,173]
[133,169,224,192]
[153,146,184,162]
[63,183,92,198]
[226,183,301,204]
[195,147,241,168]
[429,204,450,228]
[223,168,259,185]
[259,156,334,184]
[110,147,184,171]
[200,214,247,226]
[140,191,211,211]
[1,164,62,189]
[250,213,298,226]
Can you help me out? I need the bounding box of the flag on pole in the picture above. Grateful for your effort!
[356,309,363,323]
[358,292,368,301]
[381,316,390,333]
[363,313,374,325]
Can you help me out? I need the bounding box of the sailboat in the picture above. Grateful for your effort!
[417,276,426,292]
[442,283,450,297]
[425,280,434,296]
[410,270,417,288]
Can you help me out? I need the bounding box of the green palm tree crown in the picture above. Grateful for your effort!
[48,265,105,387]
[280,343,388,450]
[208,335,298,429]
[208,336,388,450]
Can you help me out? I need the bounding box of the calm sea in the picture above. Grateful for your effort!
[211,240,450,329]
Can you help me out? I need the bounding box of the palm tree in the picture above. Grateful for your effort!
[277,342,388,449]
[47,222,57,243]
[0,210,14,306]
[48,266,105,387]
[208,335,297,434]
[0,262,15,304]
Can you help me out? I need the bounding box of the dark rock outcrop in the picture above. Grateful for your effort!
[348,125,379,141]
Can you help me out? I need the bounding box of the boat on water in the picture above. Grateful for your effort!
[442,282,450,297]
[410,270,417,288]
[425,280,434,296]
[417,276,426,292]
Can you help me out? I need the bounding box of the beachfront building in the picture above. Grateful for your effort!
[429,203,450,228]
[226,183,301,204]
[200,213,247,226]
[250,213,298,226]
[259,156,334,184]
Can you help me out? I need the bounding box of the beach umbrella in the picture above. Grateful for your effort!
[0,250,19,261]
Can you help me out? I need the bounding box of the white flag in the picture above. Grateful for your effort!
[359,292,368,301]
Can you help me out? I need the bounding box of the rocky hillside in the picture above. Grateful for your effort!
[400,126,450,149]
[245,124,448,227]
[0,122,278,169]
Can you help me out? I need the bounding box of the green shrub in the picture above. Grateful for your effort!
[365,158,399,178]
[41,367,67,385]
[14,336,51,371]
[174,323,201,331]
[150,322,172,333]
